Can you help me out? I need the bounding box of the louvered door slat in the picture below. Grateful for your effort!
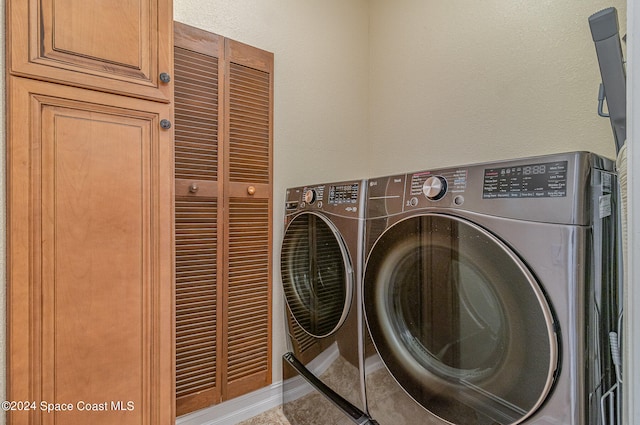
[175,110,217,125]
[230,102,270,116]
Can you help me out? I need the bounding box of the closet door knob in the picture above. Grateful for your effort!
[247,186,256,195]
[189,183,199,193]
[160,119,172,129]
[159,72,171,83]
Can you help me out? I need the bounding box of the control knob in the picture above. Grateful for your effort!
[304,189,317,204]
[422,176,447,201]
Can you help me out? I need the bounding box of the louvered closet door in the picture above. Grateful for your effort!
[174,23,274,414]
[174,23,223,415]
[222,39,274,400]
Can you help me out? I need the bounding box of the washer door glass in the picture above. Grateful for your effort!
[281,212,352,338]
[364,214,558,425]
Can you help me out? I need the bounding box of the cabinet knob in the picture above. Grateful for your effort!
[247,186,256,195]
[160,119,172,129]
[159,72,171,83]
[189,183,199,193]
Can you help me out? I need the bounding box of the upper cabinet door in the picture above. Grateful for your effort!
[7,0,173,102]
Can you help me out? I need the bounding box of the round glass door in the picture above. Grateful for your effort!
[364,214,558,425]
[281,212,352,338]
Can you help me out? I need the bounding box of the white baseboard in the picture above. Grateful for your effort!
[176,382,283,425]
[174,346,343,425]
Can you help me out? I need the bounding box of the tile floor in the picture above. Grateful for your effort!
[237,406,291,425]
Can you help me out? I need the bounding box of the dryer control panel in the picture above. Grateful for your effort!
[366,152,614,225]
[482,160,568,199]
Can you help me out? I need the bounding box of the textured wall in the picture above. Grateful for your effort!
[369,0,627,175]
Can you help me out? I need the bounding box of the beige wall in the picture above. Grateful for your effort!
[369,0,626,175]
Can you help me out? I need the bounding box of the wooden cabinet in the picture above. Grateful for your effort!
[7,77,175,425]
[7,0,173,102]
[173,22,273,416]
[6,1,175,424]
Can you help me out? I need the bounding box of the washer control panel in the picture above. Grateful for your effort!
[328,183,360,206]
[285,181,363,216]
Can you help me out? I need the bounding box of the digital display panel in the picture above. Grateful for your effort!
[328,183,359,204]
[483,161,568,199]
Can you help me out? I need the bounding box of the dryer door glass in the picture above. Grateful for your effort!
[364,214,558,425]
[281,212,353,338]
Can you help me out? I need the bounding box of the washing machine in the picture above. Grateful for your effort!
[280,180,376,425]
[362,152,621,425]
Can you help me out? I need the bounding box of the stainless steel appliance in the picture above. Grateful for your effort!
[362,152,620,424]
[280,180,376,424]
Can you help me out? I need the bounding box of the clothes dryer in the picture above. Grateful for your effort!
[280,180,375,424]
[362,152,621,425]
